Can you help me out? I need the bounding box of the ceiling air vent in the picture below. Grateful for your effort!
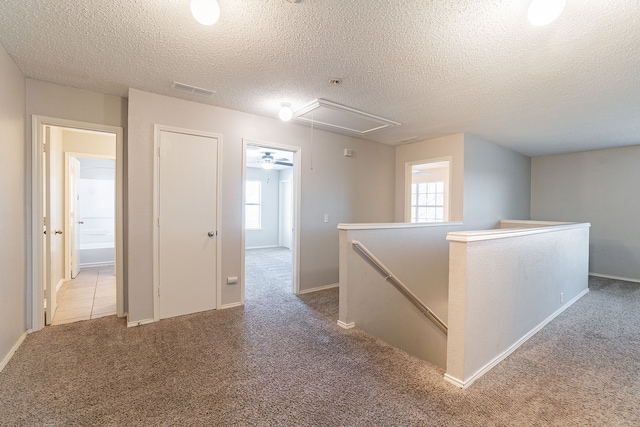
[171,81,215,96]
[293,99,400,136]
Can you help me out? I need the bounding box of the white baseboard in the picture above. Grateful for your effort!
[127,318,155,328]
[589,272,640,284]
[337,320,355,329]
[445,288,590,389]
[443,373,465,388]
[55,278,65,293]
[0,331,28,373]
[220,302,243,309]
[79,261,115,269]
[298,283,339,295]
[245,245,280,250]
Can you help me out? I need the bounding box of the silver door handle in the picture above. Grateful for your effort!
[208,231,216,237]
[55,230,63,235]
[78,221,84,224]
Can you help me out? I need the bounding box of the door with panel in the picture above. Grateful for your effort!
[157,130,218,319]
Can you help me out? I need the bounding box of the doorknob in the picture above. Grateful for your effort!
[208,231,216,237]
[55,230,63,235]
[78,221,84,224]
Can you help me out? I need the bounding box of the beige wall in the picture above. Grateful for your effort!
[25,79,127,328]
[395,134,465,222]
[62,128,117,156]
[127,89,395,322]
[0,43,26,367]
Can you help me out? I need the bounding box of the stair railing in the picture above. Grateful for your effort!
[351,240,448,334]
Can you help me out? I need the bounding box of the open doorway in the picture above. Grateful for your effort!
[32,117,123,331]
[242,140,300,303]
[53,155,116,325]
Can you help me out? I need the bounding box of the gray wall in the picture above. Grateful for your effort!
[25,79,127,327]
[463,134,531,229]
[532,146,640,281]
[245,167,281,249]
[0,43,26,366]
[394,133,531,228]
[127,89,395,322]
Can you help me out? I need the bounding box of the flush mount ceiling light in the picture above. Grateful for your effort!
[527,0,566,26]
[190,0,220,25]
[278,103,293,121]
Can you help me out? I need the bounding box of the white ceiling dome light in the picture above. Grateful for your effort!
[279,103,293,121]
[190,0,220,26]
[527,0,566,26]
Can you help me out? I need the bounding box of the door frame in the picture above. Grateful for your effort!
[241,138,302,301]
[31,116,124,331]
[152,125,223,322]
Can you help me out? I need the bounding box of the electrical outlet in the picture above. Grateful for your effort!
[227,277,239,285]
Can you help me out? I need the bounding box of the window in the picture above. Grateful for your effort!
[406,158,450,223]
[245,180,261,229]
[411,181,445,222]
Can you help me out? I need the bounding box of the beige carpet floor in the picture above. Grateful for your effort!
[0,248,638,426]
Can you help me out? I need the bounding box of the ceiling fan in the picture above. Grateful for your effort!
[260,152,293,169]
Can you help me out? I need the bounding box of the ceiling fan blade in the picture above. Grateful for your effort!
[275,161,293,167]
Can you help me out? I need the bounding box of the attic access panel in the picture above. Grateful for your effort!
[293,99,400,136]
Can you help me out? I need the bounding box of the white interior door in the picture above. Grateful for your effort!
[157,130,218,319]
[69,157,81,278]
[43,128,56,325]
[278,180,292,249]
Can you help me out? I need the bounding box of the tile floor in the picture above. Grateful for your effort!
[52,265,116,325]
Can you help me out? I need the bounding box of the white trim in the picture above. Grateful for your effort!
[589,272,640,284]
[220,302,244,309]
[152,125,223,321]
[338,221,463,231]
[337,320,355,329]
[404,156,452,223]
[293,98,400,135]
[245,245,280,250]
[55,278,65,293]
[443,373,465,388]
[127,318,155,328]
[0,332,28,373]
[241,139,302,301]
[499,219,571,228]
[446,222,591,243]
[79,261,115,268]
[31,116,124,332]
[444,288,590,389]
[298,283,339,294]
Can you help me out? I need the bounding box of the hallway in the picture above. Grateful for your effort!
[52,265,116,325]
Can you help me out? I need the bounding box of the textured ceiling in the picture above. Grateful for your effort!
[0,0,639,156]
